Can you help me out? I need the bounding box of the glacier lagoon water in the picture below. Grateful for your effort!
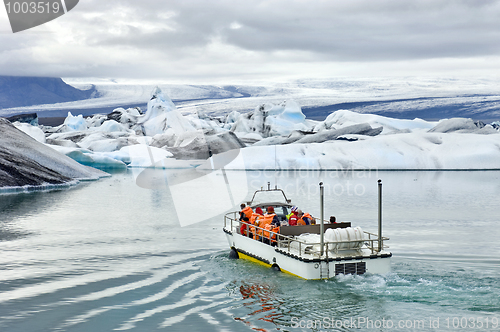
[1,169,499,332]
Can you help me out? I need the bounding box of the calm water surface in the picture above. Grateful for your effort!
[0,170,499,332]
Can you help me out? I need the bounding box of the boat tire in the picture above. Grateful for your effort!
[229,248,239,259]
[271,264,281,272]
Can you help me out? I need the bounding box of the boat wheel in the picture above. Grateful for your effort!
[229,248,239,259]
[271,264,281,272]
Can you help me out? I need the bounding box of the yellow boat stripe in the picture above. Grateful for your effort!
[237,251,308,280]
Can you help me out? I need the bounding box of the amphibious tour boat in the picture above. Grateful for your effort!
[223,181,391,280]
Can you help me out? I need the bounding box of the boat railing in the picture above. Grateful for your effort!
[224,212,389,258]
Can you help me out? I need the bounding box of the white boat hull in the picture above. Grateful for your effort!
[224,228,391,280]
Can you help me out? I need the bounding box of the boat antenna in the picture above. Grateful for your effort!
[378,179,383,252]
[320,182,325,257]
[274,144,278,190]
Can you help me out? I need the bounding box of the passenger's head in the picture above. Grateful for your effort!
[298,209,303,216]
[267,206,275,213]
[256,207,264,215]
[240,203,246,209]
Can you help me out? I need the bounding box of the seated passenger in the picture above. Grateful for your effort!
[239,203,253,221]
[265,206,280,227]
[288,207,299,226]
[240,216,251,236]
[297,210,313,225]
[259,206,280,245]
[286,206,298,220]
[249,207,264,239]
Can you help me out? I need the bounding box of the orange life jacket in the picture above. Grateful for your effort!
[262,224,280,241]
[260,213,275,227]
[250,213,261,225]
[300,213,313,225]
[270,226,280,242]
[249,213,262,239]
[241,206,253,219]
[257,213,276,239]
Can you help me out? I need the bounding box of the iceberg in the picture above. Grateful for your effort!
[210,131,500,170]
[0,118,108,189]
[64,112,88,131]
[13,122,46,143]
[318,110,436,134]
[230,100,311,138]
[138,87,195,136]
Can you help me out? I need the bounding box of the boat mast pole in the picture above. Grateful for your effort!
[320,182,324,256]
[378,179,383,253]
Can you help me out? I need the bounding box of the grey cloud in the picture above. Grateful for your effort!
[1,0,500,79]
[75,0,500,61]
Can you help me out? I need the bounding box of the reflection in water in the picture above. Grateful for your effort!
[235,281,285,331]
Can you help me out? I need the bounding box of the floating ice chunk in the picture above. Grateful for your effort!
[77,132,132,152]
[47,145,127,169]
[217,131,500,170]
[324,110,436,134]
[64,112,88,131]
[275,100,306,124]
[91,119,131,133]
[231,100,310,137]
[428,118,498,134]
[13,122,46,143]
[138,87,196,136]
[120,144,173,168]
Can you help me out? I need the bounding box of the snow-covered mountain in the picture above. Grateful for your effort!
[0,76,97,110]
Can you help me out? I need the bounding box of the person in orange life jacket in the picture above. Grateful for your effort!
[303,212,313,225]
[240,216,251,236]
[239,204,253,236]
[288,206,299,226]
[239,204,253,221]
[262,206,280,245]
[297,210,313,225]
[248,207,264,239]
[266,206,280,227]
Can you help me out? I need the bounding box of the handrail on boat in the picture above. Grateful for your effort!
[246,182,292,206]
[223,212,389,258]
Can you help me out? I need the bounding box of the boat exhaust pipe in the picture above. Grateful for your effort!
[320,182,324,257]
[378,179,383,253]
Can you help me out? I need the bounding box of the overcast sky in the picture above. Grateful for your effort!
[1,0,500,83]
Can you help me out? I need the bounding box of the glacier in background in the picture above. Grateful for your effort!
[10,84,500,173]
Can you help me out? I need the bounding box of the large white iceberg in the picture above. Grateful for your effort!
[0,118,108,189]
[315,110,436,134]
[208,131,500,170]
[230,100,312,138]
[138,87,196,136]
